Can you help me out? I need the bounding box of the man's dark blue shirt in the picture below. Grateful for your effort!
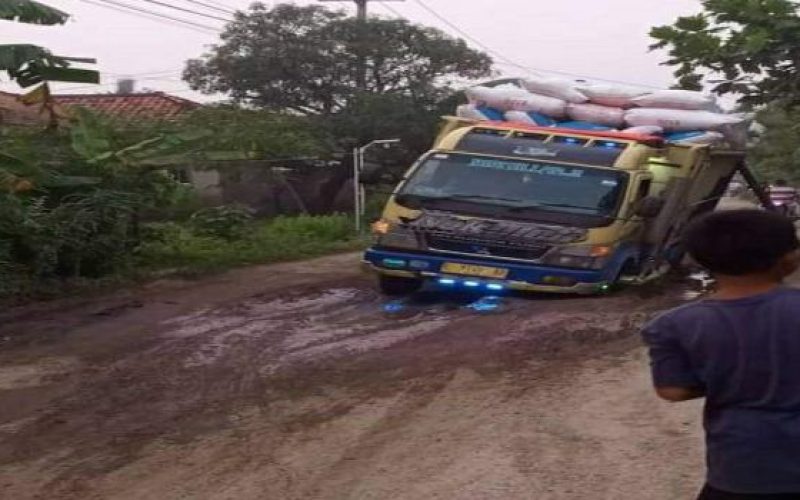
[642,287,800,494]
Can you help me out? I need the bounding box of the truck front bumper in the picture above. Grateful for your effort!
[363,247,611,294]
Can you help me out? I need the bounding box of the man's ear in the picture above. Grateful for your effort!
[777,249,800,278]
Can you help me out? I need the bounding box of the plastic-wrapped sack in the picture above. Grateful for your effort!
[566,103,625,128]
[631,90,716,111]
[664,130,725,145]
[624,108,744,131]
[456,104,505,121]
[465,85,567,117]
[556,120,614,131]
[521,75,588,104]
[575,83,650,108]
[622,125,664,135]
[504,110,557,126]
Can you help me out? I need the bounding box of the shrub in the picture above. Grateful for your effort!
[189,205,253,240]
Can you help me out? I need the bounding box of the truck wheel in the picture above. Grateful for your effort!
[378,275,423,296]
[609,259,639,290]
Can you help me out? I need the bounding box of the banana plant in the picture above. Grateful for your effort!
[1,0,99,126]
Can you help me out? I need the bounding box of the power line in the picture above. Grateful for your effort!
[179,0,236,15]
[79,0,221,33]
[135,0,231,22]
[409,0,532,75]
[403,0,660,89]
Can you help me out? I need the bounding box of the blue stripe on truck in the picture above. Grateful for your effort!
[365,247,606,284]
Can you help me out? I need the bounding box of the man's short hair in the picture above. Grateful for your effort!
[685,210,798,275]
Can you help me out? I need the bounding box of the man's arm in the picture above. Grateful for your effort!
[641,317,705,403]
[654,386,705,402]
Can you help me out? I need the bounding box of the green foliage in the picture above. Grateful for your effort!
[0,0,98,89]
[0,0,67,24]
[651,0,800,103]
[178,106,331,159]
[0,107,363,299]
[137,214,362,274]
[749,103,800,183]
[189,205,253,240]
[183,3,493,114]
[0,110,188,297]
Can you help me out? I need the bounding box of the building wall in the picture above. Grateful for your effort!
[186,161,353,217]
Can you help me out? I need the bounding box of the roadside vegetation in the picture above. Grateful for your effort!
[1,3,491,301]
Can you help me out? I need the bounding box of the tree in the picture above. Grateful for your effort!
[748,103,800,182]
[183,3,492,115]
[650,0,800,104]
[0,1,98,102]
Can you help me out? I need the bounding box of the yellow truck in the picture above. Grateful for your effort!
[363,117,766,296]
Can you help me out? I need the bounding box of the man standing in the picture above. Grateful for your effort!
[642,210,800,499]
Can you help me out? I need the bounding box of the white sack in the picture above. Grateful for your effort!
[624,108,744,131]
[622,125,664,135]
[566,103,625,128]
[465,85,567,117]
[575,83,650,108]
[631,89,716,110]
[521,75,588,104]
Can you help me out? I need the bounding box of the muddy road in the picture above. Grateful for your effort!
[0,253,708,499]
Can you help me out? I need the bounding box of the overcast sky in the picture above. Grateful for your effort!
[1,0,702,100]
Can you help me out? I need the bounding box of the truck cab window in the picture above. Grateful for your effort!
[637,179,652,200]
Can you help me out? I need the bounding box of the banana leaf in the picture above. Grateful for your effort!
[0,0,68,25]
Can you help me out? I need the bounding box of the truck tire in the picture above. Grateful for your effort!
[378,275,423,296]
[608,259,639,291]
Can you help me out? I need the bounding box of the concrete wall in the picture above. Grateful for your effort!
[187,161,353,217]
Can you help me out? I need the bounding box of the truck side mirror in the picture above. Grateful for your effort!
[635,196,665,218]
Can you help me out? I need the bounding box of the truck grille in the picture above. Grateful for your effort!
[426,234,550,260]
[402,210,585,262]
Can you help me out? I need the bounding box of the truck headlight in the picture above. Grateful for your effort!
[373,220,419,250]
[542,245,613,270]
[371,219,392,235]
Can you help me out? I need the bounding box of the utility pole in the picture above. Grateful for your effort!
[318,0,404,90]
[319,0,403,21]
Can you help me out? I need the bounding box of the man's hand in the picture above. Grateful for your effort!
[655,386,706,402]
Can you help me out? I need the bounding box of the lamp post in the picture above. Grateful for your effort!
[353,138,400,232]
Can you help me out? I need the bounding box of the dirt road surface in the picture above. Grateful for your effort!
[0,253,710,499]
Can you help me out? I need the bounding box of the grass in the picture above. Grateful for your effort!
[136,213,368,275]
[1,213,369,303]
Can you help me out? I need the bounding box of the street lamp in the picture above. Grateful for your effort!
[353,138,400,232]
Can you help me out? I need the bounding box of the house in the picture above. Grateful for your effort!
[1,86,351,215]
[53,92,200,121]
[1,88,200,125]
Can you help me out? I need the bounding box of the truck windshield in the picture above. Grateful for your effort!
[398,152,627,217]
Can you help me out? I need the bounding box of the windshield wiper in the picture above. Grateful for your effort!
[398,193,524,204]
[507,202,599,213]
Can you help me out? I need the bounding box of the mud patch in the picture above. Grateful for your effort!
[0,357,78,391]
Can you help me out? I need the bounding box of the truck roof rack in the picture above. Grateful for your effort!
[475,120,665,148]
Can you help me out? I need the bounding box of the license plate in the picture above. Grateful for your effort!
[440,262,508,279]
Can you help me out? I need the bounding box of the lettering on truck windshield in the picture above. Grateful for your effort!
[467,158,585,178]
[399,153,627,218]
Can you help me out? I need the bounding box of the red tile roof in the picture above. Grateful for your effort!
[53,92,200,120]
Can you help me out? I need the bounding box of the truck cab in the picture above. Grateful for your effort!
[363,117,744,295]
